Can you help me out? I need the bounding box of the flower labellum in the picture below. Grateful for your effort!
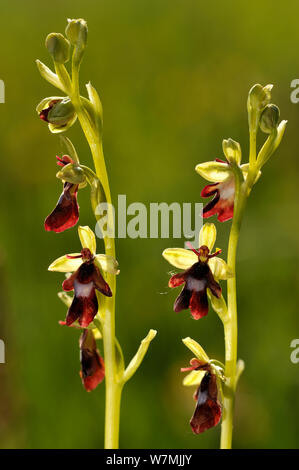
[182,358,221,434]
[79,329,105,392]
[38,97,77,133]
[62,248,112,327]
[191,370,221,434]
[169,244,221,319]
[45,155,79,233]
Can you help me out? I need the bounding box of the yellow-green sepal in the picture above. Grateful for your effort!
[162,248,196,270]
[208,257,233,280]
[95,255,120,275]
[36,60,65,92]
[198,223,216,251]
[36,96,62,114]
[48,254,82,272]
[207,290,228,323]
[78,225,96,254]
[182,337,210,363]
[183,369,206,387]
[195,161,231,182]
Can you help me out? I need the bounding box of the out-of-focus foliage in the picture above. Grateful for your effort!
[0,0,298,449]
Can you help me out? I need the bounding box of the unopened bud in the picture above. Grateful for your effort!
[37,97,77,133]
[248,84,273,112]
[222,138,242,165]
[45,33,70,64]
[66,18,88,44]
[259,104,280,133]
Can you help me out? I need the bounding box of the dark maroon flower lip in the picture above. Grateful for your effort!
[201,159,235,222]
[44,182,79,233]
[79,329,105,392]
[62,248,112,328]
[181,360,222,434]
[190,370,222,434]
[44,155,79,233]
[168,245,221,320]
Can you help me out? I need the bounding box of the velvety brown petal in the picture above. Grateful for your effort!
[189,289,209,319]
[66,290,98,327]
[92,264,112,297]
[190,372,221,434]
[79,330,105,392]
[206,270,222,298]
[174,287,192,312]
[44,183,79,233]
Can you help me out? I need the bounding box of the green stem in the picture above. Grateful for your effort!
[249,129,257,167]
[66,63,121,449]
[220,167,249,449]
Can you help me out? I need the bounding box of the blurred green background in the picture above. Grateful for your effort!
[0,0,298,449]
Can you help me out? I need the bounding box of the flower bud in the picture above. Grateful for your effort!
[222,138,242,165]
[45,33,70,64]
[56,163,87,185]
[65,19,88,65]
[248,83,273,112]
[37,97,77,133]
[259,104,280,134]
[65,18,88,45]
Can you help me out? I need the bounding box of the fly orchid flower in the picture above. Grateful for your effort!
[196,139,261,222]
[79,329,105,392]
[181,337,224,434]
[49,226,119,327]
[37,96,77,133]
[45,155,81,233]
[162,223,231,319]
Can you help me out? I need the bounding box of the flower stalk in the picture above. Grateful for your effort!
[163,83,287,448]
[37,18,156,449]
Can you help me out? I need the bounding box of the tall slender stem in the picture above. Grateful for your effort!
[220,191,246,449]
[69,66,121,449]
[220,136,256,448]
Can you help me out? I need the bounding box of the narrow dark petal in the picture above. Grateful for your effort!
[190,372,221,434]
[201,183,219,198]
[202,193,220,218]
[44,183,79,233]
[92,265,112,297]
[206,270,222,298]
[65,296,81,325]
[174,287,191,312]
[189,289,209,319]
[169,272,186,288]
